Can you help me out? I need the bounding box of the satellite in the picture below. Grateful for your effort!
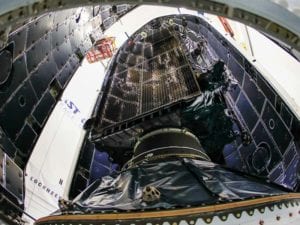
[0,1,299,225]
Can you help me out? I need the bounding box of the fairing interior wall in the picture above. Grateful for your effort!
[0,1,299,223]
[181,16,299,190]
[196,15,300,189]
[0,7,98,169]
[0,4,134,169]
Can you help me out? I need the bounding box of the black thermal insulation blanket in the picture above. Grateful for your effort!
[63,158,285,213]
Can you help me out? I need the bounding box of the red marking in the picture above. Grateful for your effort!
[218,16,235,38]
[87,37,116,63]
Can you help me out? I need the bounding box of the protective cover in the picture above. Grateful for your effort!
[182,60,236,163]
[58,158,285,213]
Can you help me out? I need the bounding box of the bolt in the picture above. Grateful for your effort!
[289,213,293,217]
[276,216,280,221]
[259,220,264,225]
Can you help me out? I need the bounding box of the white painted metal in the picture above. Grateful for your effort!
[23,59,106,223]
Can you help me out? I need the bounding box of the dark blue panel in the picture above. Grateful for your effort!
[0,55,27,105]
[0,44,13,88]
[56,55,80,88]
[187,21,199,33]
[282,156,299,189]
[32,91,56,125]
[228,56,244,84]
[207,31,228,62]
[281,103,293,128]
[73,173,88,192]
[236,92,258,131]
[257,75,276,106]
[111,164,119,171]
[26,33,51,72]
[222,143,237,158]
[252,123,282,171]
[228,44,243,66]
[283,144,297,168]
[291,120,300,142]
[0,6,107,170]
[244,59,257,80]
[80,142,95,170]
[0,135,18,158]
[238,143,256,167]
[229,83,240,102]
[231,123,242,146]
[89,149,120,184]
[215,39,228,63]
[243,72,265,114]
[57,61,72,88]
[30,54,58,98]
[26,14,54,48]
[224,150,244,171]
[51,22,69,48]
[247,142,271,176]
[90,161,111,182]
[275,96,283,113]
[0,80,38,139]
[9,28,27,60]
[198,24,209,38]
[15,123,37,155]
[268,162,284,182]
[52,39,72,70]
[262,102,292,153]
[93,151,110,167]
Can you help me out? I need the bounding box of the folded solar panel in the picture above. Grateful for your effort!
[98,28,200,129]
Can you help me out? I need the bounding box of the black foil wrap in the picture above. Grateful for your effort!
[61,158,285,213]
[181,61,237,163]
